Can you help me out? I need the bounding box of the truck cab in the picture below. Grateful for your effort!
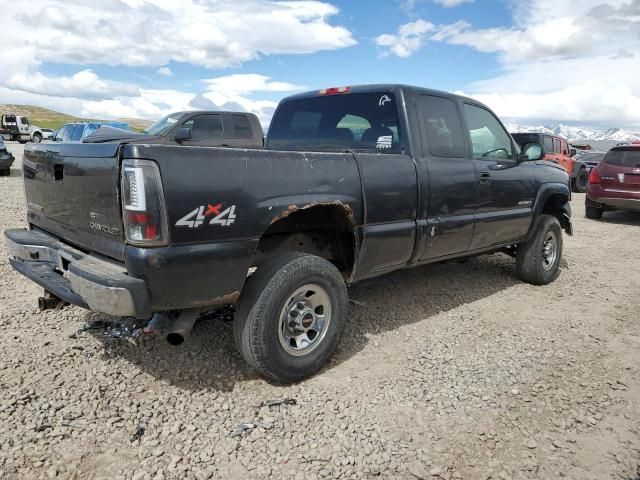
[0,114,46,143]
[133,111,264,148]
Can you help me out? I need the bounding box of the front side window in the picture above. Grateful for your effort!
[421,95,466,158]
[463,104,512,160]
[21,117,29,125]
[268,92,403,152]
[183,114,224,139]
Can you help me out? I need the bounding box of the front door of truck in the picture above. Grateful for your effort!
[414,94,477,261]
[462,103,535,249]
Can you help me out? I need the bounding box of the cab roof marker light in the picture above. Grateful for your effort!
[319,86,351,95]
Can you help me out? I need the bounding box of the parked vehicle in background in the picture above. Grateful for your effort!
[576,151,606,172]
[40,128,55,141]
[93,111,264,148]
[6,84,573,383]
[0,114,47,143]
[586,145,640,219]
[0,136,15,175]
[53,121,131,142]
[512,132,588,193]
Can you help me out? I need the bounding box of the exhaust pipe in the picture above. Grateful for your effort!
[142,309,201,345]
[38,291,65,311]
[166,309,200,346]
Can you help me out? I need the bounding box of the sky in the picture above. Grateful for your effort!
[1,0,639,129]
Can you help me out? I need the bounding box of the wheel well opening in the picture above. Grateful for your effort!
[252,205,356,276]
[541,193,571,232]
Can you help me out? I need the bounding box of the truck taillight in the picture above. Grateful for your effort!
[121,159,168,246]
[588,167,600,185]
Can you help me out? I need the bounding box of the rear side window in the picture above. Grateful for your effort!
[231,114,253,138]
[268,92,402,152]
[463,104,512,160]
[184,114,224,139]
[603,149,640,167]
[420,95,466,158]
[552,139,561,154]
[543,136,553,152]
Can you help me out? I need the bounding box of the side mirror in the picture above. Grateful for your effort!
[521,142,543,161]
[570,148,577,156]
[173,127,192,143]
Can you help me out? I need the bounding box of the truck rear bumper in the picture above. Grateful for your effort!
[5,228,150,318]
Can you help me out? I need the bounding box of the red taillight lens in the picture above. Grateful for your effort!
[588,168,600,184]
[319,86,350,95]
[121,159,168,246]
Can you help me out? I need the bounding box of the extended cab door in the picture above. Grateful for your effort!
[462,103,535,249]
[414,94,476,260]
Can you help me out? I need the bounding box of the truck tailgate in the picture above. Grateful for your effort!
[22,142,125,261]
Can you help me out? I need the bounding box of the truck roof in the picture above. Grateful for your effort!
[281,83,478,105]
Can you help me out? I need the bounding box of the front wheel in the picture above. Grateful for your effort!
[515,214,563,285]
[32,133,42,143]
[234,252,348,383]
[571,168,588,193]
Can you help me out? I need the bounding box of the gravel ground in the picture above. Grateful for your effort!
[1,142,639,480]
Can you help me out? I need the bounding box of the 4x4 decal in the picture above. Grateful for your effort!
[176,203,236,228]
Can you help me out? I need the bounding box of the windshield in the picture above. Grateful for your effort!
[268,92,402,152]
[144,113,184,136]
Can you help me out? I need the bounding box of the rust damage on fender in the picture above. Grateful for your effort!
[270,200,354,224]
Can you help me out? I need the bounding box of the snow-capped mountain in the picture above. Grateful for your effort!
[506,123,640,143]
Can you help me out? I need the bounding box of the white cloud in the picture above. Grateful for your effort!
[375,20,435,57]
[0,1,350,126]
[8,0,356,70]
[378,0,640,126]
[203,74,305,95]
[5,69,139,100]
[434,0,473,6]
[156,67,173,77]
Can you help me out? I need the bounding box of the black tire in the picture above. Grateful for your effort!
[234,252,348,383]
[585,196,604,220]
[571,168,588,193]
[515,214,563,285]
[32,133,42,143]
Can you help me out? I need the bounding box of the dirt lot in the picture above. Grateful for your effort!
[1,142,639,480]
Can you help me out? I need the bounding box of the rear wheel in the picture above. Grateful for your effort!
[515,214,563,285]
[32,133,42,143]
[585,196,604,220]
[234,252,348,383]
[572,168,588,193]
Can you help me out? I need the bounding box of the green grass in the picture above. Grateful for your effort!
[0,104,153,132]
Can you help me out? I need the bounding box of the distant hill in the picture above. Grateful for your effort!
[507,123,640,151]
[0,104,153,132]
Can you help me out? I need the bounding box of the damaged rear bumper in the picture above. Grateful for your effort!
[5,228,150,318]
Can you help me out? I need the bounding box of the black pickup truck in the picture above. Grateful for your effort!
[5,84,572,383]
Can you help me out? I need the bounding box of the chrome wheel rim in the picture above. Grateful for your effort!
[542,231,558,271]
[278,284,332,357]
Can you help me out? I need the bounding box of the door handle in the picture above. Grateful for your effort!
[479,172,491,185]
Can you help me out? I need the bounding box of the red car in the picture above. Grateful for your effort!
[586,144,640,219]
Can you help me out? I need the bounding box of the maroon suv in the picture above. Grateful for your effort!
[586,145,640,219]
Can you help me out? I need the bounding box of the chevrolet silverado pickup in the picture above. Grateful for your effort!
[5,85,573,383]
